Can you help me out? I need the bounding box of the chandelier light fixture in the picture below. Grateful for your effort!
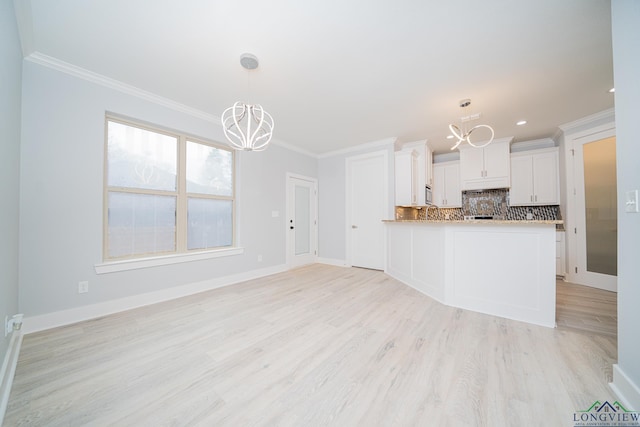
[221,53,274,151]
[448,98,494,150]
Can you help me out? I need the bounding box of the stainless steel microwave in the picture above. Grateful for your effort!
[425,185,433,205]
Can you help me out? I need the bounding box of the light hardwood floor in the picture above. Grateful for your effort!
[5,265,617,426]
[556,280,617,338]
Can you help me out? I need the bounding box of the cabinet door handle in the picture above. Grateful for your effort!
[352,225,358,229]
[535,195,538,202]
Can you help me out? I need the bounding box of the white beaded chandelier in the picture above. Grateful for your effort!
[221,53,274,151]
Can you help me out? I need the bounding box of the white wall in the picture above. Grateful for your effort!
[18,60,316,320]
[611,0,640,410]
[317,140,395,264]
[0,0,22,363]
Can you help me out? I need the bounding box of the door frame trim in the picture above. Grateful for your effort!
[345,149,390,268]
[286,173,318,269]
[564,121,617,290]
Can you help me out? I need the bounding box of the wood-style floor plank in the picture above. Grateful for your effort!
[556,280,617,338]
[5,265,617,426]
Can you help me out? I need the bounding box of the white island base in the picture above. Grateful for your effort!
[385,221,558,328]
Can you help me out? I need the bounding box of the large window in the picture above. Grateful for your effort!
[104,117,234,260]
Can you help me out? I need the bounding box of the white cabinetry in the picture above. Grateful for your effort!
[433,161,461,207]
[509,147,559,206]
[385,221,557,327]
[395,150,419,206]
[395,140,433,206]
[424,144,433,188]
[556,230,565,277]
[459,139,511,190]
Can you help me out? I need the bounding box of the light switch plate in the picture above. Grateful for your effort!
[625,190,639,213]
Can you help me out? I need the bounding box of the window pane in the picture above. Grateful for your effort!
[584,137,617,275]
[295,184,311,255]
[186,141,233,196]
[108,120,177,191]
[108,192,176,258]
[187,198,233,250]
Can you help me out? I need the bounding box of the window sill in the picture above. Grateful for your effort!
[94,247,244,274]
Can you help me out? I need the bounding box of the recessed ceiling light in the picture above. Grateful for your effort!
[516,120,527,126]
[609,88,615,93]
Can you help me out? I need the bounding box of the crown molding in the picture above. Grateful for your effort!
[269,138,319,158]
[511,138,556,152]
[13,0,35,57]
[433,152,460,163]
[24,52,321,159]
[558,108,615,133]
[25,52,221,124]
[456,136,514,150]
[318,137,396,159]
[551,128,564,143]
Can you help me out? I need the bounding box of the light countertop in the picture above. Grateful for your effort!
[383,219,563,225]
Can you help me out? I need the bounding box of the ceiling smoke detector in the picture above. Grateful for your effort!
[239,53,259,70]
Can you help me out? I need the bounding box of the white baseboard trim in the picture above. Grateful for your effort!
[0,331,23,424]
[611,364,640,411]
[22,264,288,334]
[316,257,349,267]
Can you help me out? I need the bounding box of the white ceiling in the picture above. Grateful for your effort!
[16,0,614,155]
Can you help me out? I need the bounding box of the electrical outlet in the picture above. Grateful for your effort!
[4,314,23,336]
[78,281,89,293]
[257,255,263,262]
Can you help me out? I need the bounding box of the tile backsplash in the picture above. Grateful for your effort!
[463,189,508,219]
[396,188,561,221]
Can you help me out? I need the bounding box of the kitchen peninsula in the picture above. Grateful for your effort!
[384,219,562,327]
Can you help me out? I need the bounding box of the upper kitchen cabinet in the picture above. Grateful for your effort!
[433,161,461,207]
[509,147,559,206]
[459,138,512,190]
[395,149,419,206]
[395,140,433,206]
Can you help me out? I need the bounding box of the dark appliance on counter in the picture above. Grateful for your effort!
[425,185,433,205]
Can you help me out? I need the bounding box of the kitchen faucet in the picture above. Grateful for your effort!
[425,204,440,220]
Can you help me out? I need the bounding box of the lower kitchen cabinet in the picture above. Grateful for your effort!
[556,230,565,277]
[385,220,558,328]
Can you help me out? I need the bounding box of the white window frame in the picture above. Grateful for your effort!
[95,115,242,274]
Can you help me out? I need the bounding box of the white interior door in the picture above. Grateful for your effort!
[572,129,617,291]
[287,174,317,268]
[346,150,389,270]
